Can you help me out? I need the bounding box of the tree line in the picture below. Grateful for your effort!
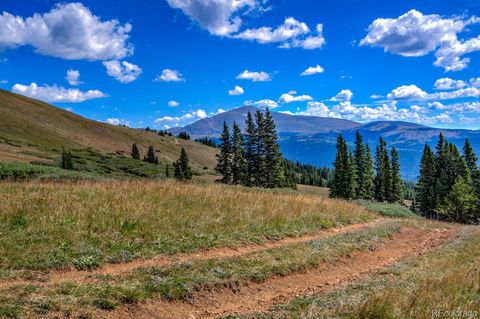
[215,108,293,188]
[282,159,333,187]
[416,133,480,224]
[330,132,403,203]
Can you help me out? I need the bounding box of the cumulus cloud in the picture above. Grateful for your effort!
[301,64,324,76]
[387,85,427,100]
[279,91,313,103]
[330,89,353,102]
[154,109,208,127]
[434,78,467,90]
[236,70,271,82]
[66,69,82,86]
[234,18,325,49]
[471,77,480,87]
[106,118,130,126]
[103,60,142,83]
[244,99,278,109]
[0,3,133,61]
[360,10,480,71]
[228,85,244,95]
[12,82,107,103]
[168,100,180,107]
[297,101,340,118]
[155,69,185,82]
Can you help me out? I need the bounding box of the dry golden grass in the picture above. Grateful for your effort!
[0,179,374,277]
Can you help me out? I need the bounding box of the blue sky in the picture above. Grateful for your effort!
[1,0,480,129]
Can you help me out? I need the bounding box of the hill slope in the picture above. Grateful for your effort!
[0,89,217,171]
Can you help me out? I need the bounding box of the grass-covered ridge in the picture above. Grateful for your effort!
[0,179,374,278]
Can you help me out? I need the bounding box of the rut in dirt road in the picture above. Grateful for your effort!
[0,220,381,289]
[105,226,459,319]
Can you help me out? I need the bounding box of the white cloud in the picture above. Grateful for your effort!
[434,78,466,90]
[470,77,480,87]
[103,60,142,83]
[228,85,244,95]
[301,64,324,76]
[279,91,313,103]
[245,99,278,109]
[66,69,82,86]
[0,3,133,61]
[370,94,383,99]
[12,82,107,103]
[154,109,208,127]
[360,10,480,71]
[234,18,325,49]
[297,101,340,118]
[428,101,447,110]
[330,89,353,102]
[236,70,271,82]
[168,100,180,107]
[387,85,427,100]
[106,118,130,126]
[155,69,185,82]
[166,0,262,36]
[429,87,480,100]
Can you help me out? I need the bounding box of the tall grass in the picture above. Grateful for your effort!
[0,161,100,181]
[0,179,374,276]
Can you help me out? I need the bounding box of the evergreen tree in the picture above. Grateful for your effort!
[363,144,375,200]
[330,134,352,199]
[165,164,170,178]
[254,110,267,187]
[382,141,393,202]
[263,108,282,188]
[417,144,437,219]
[434,133,449,202]
[354,132,366,198]
[243,112,256,187]
[215,121,232,184]
[131,143,140,160]
[61,148,74,170]
[173,147,192,181]
[374,138,386,201]
[463,138,480,196]
[348,151,357,199]
[145,146,156,164]
[390,147,404,203]
[438,176,477,224]
[231,122,246,185]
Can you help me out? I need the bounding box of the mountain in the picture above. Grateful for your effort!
[0,89,217,171]
[169,105,361,136]
[171,106,480,180]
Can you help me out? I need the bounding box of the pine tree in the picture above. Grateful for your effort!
[263,108,282,188]
[174,147,192,181]
[231,122,246,185]
[374,137,386,201]
[390,147,403,203]
[354,132,366,198]
[363,144,375,200]
[382,141,393,202]
[131,143,140,160]
[254,110,266,187]
[61,148,74,170]
[165,164,170,178]
[463,138,480,196]
[243,112,256,187]
[417,144,437,219]
[330,134,352,199]
[438,176,477,223]
[348,151,357,198]
[145,146,156,164]
[435,133,449,202]
[215,121,232,184]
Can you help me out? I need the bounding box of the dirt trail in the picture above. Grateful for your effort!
[0,220,381,289]
[105,226,459,319]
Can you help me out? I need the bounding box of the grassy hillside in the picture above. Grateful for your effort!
[0,89,216,173]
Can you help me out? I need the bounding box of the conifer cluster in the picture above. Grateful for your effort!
[173,147,192,181]
[215,109,287,188]
[417,133,480,223]
[330,133,403,202]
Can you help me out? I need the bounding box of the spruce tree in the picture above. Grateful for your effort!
[215,121,232,184]
[131,143,140,160]
[435,133,449,202]
[382,141,393,202]
[348,150,357,199]
[354,132,366,198]
[174,147,192,181]
[165,164,170,178]
[438,176,477,223]
[363,144,375,200]
[231,122,246,185]
[463,139,480,196]
[330,134,351,199]
[243,112,256,187]
[61,148,74,170]
[263,108,282,188]
[417,144,437,219]
[390,147,403,203]
[145,146,156,164]
[254,110,266,187]
[374,137,386,201]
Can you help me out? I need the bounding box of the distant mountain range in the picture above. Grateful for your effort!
[171,106,480,180]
